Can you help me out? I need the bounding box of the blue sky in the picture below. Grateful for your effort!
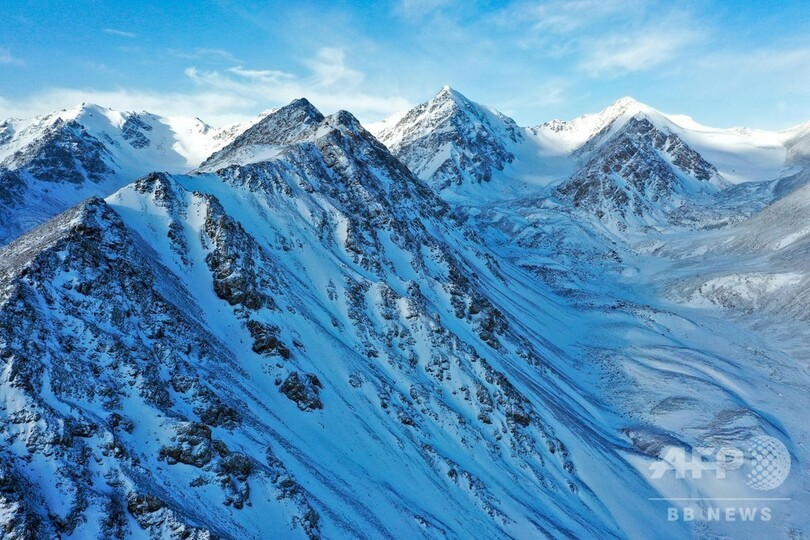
[1,0,809,129]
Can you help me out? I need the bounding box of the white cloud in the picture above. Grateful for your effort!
[303,47,363,88]
[514,0,644,34]
[184,48,409,123]
[489,1,703,80]
[578,26,700,77]
[227,66,295,82]
[680,46,810,119]
[495,78,570,121]
[699,47,810,79]
[0,48,411,126]
[0,47,24,66]
[168,48,241,64]
[103,28,137,38]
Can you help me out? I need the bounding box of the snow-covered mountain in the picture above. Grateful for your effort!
[555,116,726,232]
[3,90,810,539]
[784,120,810,167]
[533,96,791,185]
[372,86,525,194]
[374,88,807,232]
[373,91,800,221]
[659,176,810,322]
[0,98,643,538]
[0,104,252,244]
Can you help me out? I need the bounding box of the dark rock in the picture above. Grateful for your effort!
[279,372,323,411]
[159,422,213,467]
[247,320,291,359]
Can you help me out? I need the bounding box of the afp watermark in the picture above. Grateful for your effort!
[647,435,791,523]
[649,435,791,490]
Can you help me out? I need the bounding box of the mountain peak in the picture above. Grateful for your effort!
[197,98,377,171]
[556,113,722,230]
[611,96,644,108]
[597,96,653,123]
[201,98,325,169]
[261,97,325,131]
[433,84,473,104]
[286,97,321,115]
[76,102,110,113]
[373,87,523,191]
[534,96,657,155]
[48,103,117,123]
[325,109,365,134]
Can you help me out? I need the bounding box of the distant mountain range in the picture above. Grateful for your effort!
[0,104,273,244]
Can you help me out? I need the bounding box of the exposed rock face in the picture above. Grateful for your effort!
[127,494,214,539]
[374,86,523,190]
[279,371,324,411]
[556,117,723,230]
[0,197,321,538]
[203,195,280,311]
[2,118,114,184]
[0,169,24,207]
[247,320,291,358]
[217,453,254,509]
[201,98,324,169]
[159,422,214,467]
[121,115,153,149]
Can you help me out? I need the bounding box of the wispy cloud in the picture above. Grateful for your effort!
[103,28,137,38]
[682,45,810,115]
[168,47,241,64]
[492,0,702,78]
[578,25,701,77]
[227,66,295,82]
[698,46,810,79]
[183,47,408,122]
[303,47,363,88]
[0,48,410,126]
[513,0,644,34]
[0,47,24,66]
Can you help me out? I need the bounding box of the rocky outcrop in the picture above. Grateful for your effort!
[247,320,291,358]
[159,422,214,467]
[279,372,323,411]
[1,118,114,184]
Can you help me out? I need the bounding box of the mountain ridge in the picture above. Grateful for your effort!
[0,97,641,538]
[0,103,258,245]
